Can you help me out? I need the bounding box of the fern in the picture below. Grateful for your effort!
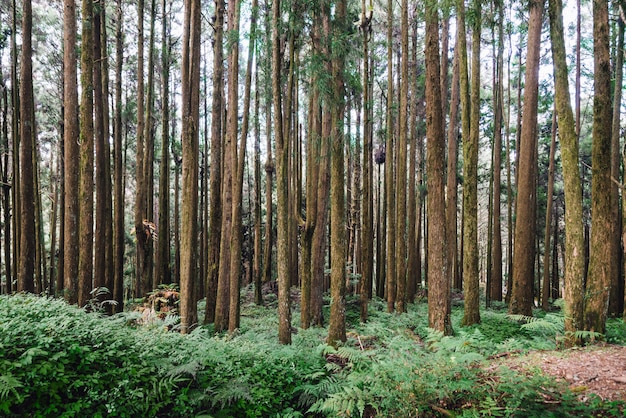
[0,373,22,402]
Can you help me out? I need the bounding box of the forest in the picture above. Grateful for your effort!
[2,0,626,415]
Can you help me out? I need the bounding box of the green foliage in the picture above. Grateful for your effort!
[1,294,623,417]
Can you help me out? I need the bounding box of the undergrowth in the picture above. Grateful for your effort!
[1,292,624,417]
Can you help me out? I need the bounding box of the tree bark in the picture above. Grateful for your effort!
[584,0,612,335]
[509,0,544,317]
[18,0,35,294]
[425,0,452,335]
[179,0,201,333]
[78,0,94,306]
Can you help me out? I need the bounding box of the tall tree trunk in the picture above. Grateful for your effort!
[425,0,452,334]
[328,0,348,345]
[229,0,256,333]
[78,0,95,306]
[446,40,460,294]
[180,0,201,333]
[144,0,157,293]
[461,0,481,326]
[157,0,171,286]
[456,0,470,296]
[301,79,320,328]
[394,0,408,313]
[584,0,612,335]
[134,0,147,299]
[11,0,20,296]
[491,0,504,302]
[205,0,224,324]
[541,109,557,311]
[18,0,35,294]
[113,0,125,311]
[408,17,421,299]
[63,0,79,303]
[94,0,107,299]
[359,0,373,321]
[609,5,624,317]
[273,0,291,344]
[509,0,544,317]
[253,57,263,306]
[385,0,396,312]
[2,87,12,294]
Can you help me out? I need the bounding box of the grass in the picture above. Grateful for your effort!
[0,290,624,417]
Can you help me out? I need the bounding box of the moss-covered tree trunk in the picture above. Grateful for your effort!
[509,0,544,317]
[156,0,171,287]
[328,0,347,346]
[584,0,612,335]
[609,5,624,317]
[273,0,291,344]
[179,0,201,334]
[17,0,35,294]
[384,0,396,313]
[394,0,408,313]
[78,0,94,307]
[541,110,557,311]
[113,0,125,311]
[490,0,504,302]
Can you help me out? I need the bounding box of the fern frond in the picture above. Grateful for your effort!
[0,373,23,402]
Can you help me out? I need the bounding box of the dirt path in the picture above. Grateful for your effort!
[495,344,626,402]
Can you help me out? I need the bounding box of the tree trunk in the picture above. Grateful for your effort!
[509,0,544,317]
[359,0,373,321]
[491,0,504,302]
[273,0,292,344]
[609,5,624,317]
[180,0,201,333]
[229,0,256,333]
[446,38,460,294]
[78,0,95,306]
[113,0,125,311]
[205,0,224,324]
[541,109,557,311]
[156,0,171,287]
[385,0,396,313]
[143,0,157,293]
[17,0,35,294]
[425,0,452,335]
[584,0,612,335]
[328,0,348,345]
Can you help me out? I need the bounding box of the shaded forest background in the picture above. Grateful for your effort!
[0,0,625,345]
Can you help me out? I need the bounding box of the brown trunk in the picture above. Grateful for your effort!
[446,36,460,293]
[328,0,348,345]
[541,109,557,310]
[509,0,543,317]
[385,0,396,312]
[180,0,201,333]
[78,0,94,306]
[205,0,224,324]
[18,0,35,294]
[273,0,291,344]
[156,0,171,287]
[425,0,452,334]
[584,0,612,335]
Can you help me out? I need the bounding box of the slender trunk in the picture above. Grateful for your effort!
[78,0,95,306]
[542,109,557,310]
[18,0,35,294]
[446,37,460,292]
[385,0,396,312]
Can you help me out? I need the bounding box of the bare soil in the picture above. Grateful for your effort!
[494,344,626,402]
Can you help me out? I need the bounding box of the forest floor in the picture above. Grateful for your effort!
[492,344,626,402]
